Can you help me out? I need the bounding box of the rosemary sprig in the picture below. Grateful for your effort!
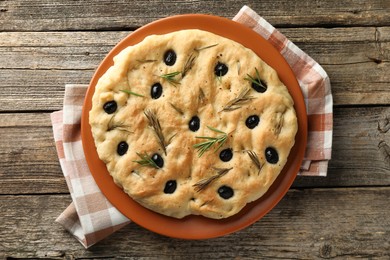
[246,150,262,174]
[160,71,181,86]
[237,60,241,75]
[221,87,254,112]
[120,89,144,97]
[194,43,218,52]
[193,126,227,157]
[107,116,132,133]
[244,68,267,92]
[182,53,197,78]
[193,167,233,192]
[133,152,159,169]
[144,109,167,155]
[181,44,218,78]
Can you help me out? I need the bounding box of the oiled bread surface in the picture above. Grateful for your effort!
[89,29,298,219]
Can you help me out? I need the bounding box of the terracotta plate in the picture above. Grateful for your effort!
[81,14,307,239]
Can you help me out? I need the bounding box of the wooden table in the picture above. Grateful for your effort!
[1,1,389,258]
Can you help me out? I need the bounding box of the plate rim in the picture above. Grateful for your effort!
[81,14,307,239]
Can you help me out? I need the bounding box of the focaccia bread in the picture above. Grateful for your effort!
[89,29,298,219]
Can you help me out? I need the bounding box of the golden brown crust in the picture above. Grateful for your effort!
[89,29,297,219]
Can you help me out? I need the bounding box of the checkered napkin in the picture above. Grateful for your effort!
[234,6,333,176]
[51,85,130,248]
[50,5,332,248]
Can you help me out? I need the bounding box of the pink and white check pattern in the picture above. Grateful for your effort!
[51,85,130,248]
[233,6,333,176]
[51,5,333,248]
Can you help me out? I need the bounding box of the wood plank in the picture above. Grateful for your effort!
[1,28,389,69]
[0,113,68,194]
[0,107,389,195]
[1,188,389,258]
[0,27,389,109]
[0,0,389,31]
[0,69,91,111]
[0,31,130,70]
[294,106,390,188]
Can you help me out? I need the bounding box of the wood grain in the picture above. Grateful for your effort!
[1,0,389,258]
[0,113,67,194]
[0,27,389,110]
[0,69,90,112]
[1,188,389,259]
[1,107,389,195]
[2,27,389,68]
[0,0,389,31]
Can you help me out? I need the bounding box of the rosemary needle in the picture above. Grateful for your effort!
[193,167,233,192]
[120,89,144,97]
[221,87,254,112]
[136,59,157,63]
[159,71,181,86]
[169,103,184,115]
[194,43,218,52]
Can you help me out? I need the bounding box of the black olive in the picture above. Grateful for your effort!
[152,153,164,168]
[103,101,117,114]
[245,115,260,129]
[151,83,163,99]
[251,79,267,93]
[265,147,279,164]
[219,148,233,162]
[218,185,234,199]
[164,180,177,194]
[117,141,128,156]
[164,50,177,66]
[189,116,200,132]
[214,62,228,77]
